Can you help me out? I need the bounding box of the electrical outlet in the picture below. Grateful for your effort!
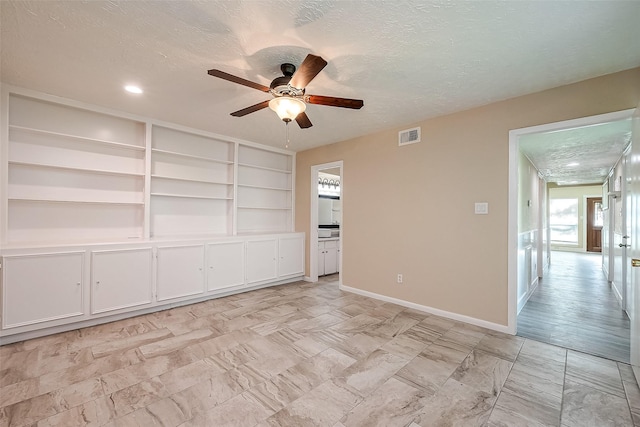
[397,274,403,284]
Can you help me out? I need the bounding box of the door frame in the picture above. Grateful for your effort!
[508,108,635,334]
[309,161,343,284]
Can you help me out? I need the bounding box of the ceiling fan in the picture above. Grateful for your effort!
[207,54,364,129]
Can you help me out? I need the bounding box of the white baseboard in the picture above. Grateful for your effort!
[517,277,539,315]
[339,284,511,335]
[611,281,623,304]
[304,276,314,282]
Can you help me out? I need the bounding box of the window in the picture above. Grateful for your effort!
[594,201,604,227]
[550,198,579,244]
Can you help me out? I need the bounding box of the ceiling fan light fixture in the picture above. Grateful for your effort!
[269,96,306,122]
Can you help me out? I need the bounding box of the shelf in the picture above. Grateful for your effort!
[9,125,145,151]
[237,206,291,210]
[237,162,292,174]
[237,184,292,191]
[8,160,145,177]
[151,148,234,165]
[8,196,144,205]
[151,193,233,201]
[151,174,233,185]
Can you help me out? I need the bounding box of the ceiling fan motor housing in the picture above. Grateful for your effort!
[270,63,305,97]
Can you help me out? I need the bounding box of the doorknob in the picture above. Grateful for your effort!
[632,259,640,268]
[619,243,630,248]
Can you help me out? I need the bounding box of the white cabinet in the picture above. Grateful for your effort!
[207,241,245,292]
[1,252,84,329]
[318,239,339,276]
[246,238,278,284]
[156,245,205,302]
[279,235,304,277]
[91,248,153,314]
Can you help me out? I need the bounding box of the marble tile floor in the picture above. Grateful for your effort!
[1,280,639,427]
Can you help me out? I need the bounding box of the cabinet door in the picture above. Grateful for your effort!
[2,252,84,329]
[207,241,245,291]
[157,245,205,302]
[279,235,304,277]
[91,248,152,314]
[246,239,278,284]
[323,240,338,276]
[317,242,325,276]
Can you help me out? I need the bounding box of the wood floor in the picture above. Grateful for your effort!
[517,250,631,363]
[1,279,639,426]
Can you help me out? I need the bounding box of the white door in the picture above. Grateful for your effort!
[629,106,640,381]
[246,238,278,284]
[207,241,245,291]
[156,245,205,302]
[317,242,326,276]
[91,248,153,314]
[2,252,84,328]
[278,235,304,277]
[324,240,338,275]
[624,148,632,313]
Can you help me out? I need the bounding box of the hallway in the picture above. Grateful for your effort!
[517,251,631,363]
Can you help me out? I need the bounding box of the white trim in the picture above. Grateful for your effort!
[340,284,510,334]
[611,280,623,304]
[310,161,343,284]
[508,108,635,335]
[0,86,9,249]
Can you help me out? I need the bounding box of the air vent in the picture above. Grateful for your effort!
[398,127,421,146]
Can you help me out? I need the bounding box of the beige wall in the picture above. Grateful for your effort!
[295,67,640,327]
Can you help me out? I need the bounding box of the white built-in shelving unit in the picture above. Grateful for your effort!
[150,126,235,237]
[0,86,303,344]
[6,94,146,243]
[1,89,296,245]
[237,145,293,234]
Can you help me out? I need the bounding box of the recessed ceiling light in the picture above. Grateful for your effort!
[124,85,143,94]
[566,162,579,167]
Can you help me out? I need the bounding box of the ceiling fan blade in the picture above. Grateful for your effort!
[289,54,328,89]
[295,112,313,129]
[208,69,270,92]
[230,100,270,117]
[307,95,364,109]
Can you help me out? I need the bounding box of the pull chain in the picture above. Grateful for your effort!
[285,121,290,149]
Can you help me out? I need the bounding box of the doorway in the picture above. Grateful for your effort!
[508,109,635,357]
[586,197,603,252]
[310,161,343,284]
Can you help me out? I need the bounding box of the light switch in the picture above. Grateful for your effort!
[475,202,489,215]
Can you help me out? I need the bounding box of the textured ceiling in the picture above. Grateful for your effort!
[519,118,632,186]
[1,1,639,156]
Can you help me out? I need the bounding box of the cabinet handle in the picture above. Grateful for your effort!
[96,281,100,286]
[76,282,81,286]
